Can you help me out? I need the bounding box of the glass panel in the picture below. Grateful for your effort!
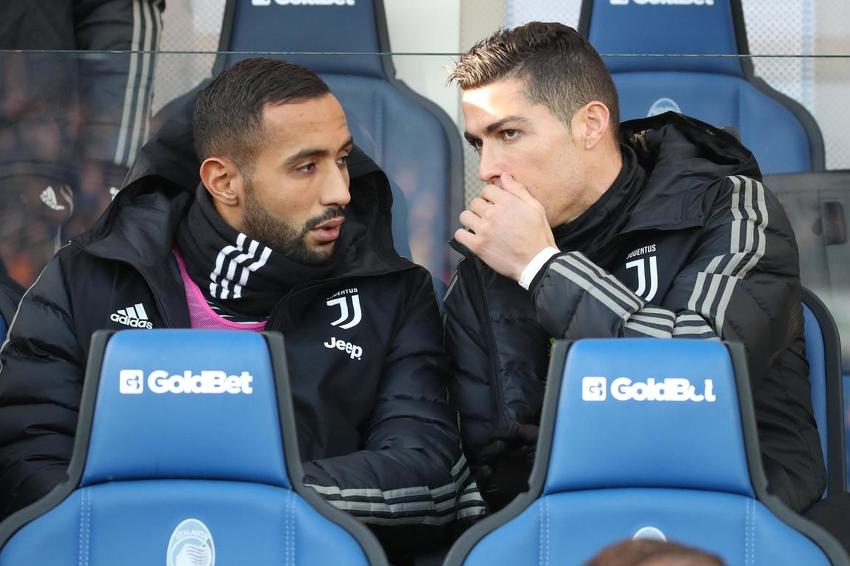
[1,47,849,482]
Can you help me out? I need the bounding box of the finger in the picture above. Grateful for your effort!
[475,464,493,481]
[453,226,477,250]
[516,424,539,443]
[479,183,509,205]
[478,439,508,462]
[467,196,492,218]
[458,209,483,233]
[499,172,537,204]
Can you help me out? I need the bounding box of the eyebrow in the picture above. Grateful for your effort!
[464,115,529,144]
[284,136,354,167]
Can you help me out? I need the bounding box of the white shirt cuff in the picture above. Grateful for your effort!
[518,247,560,290]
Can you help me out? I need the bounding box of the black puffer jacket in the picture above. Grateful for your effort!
[445,112,824,513]
[0,148,486,536]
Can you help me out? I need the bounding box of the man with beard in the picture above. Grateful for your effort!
[444,22,849,549]
[0,58,485,557]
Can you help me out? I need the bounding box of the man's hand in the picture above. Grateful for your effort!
[455,173,556,281]
[474,423,539,511]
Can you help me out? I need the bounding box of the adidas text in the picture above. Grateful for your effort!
[110,313,153,329]
[111,303,153,329]
[324,337,363,360]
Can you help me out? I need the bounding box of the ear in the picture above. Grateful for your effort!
[575,101,613,151]
[199,157,243,208]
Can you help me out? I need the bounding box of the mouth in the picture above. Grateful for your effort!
[310,216,345,243]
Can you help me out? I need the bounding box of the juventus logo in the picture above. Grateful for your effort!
[326,293,362,329]
[626,255,659,302]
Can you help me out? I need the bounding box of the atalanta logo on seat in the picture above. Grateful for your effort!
[648,98,681,117]
[167,518,215,566]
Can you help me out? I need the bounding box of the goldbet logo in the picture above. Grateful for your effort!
[252,0,355,5]
[581,376,716,402]
[119,370,253,395]
[611,0,714,5]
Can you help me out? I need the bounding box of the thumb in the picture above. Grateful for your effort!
[500,172,536,204]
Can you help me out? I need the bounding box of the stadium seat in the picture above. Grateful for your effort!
[578,0,824,174]
[213,0,464,285]
[445,339,848,565]
[0,329,387,565]
[802,287,846,497]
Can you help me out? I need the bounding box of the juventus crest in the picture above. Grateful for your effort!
[326,289,362,329]
[626,250,659,302]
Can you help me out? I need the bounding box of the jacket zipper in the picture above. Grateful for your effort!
[467,260,511,425]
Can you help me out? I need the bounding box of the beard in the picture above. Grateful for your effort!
[242,182,344,265]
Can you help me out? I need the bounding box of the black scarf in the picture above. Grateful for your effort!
[176,187,346,318]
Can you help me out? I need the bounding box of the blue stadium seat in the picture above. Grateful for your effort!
[0,329,387,565]
[445,339,847,565]
[578,0,824,174]
[802,287,846,497]
[214,0,464,285]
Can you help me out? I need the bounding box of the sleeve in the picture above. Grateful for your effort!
[74,0,164,169]
[0,253,86,520]
[532,175,799,388]
[300,270,486,533]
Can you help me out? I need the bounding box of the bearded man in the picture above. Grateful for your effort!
[0,58,484,557]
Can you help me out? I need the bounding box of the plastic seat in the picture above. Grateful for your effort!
[0,329,387,565]
[802,287,846,497]
[578,0,824,174]
[445,338,847,565]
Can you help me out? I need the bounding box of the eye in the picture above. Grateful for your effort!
[297,162,316,173]
[501,129,520,141]
[466,138,483,154]
[336,154,350,167]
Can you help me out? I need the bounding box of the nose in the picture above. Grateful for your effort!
[477,144,503,186]
[321,164,351,208]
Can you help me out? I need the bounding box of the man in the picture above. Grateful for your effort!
[444,21,839,540]
[0,58,484,556]
[0,0,164,286]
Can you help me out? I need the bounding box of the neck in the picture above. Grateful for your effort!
[557,144,624,226]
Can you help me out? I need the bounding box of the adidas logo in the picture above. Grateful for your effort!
[39,186,68,211]
[111,303,153,329]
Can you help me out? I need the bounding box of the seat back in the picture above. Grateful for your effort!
[214,0,464,284]
[0,329,386,565]
[446,339,846,565]
[578,0,824,174]
[801,288,847,497]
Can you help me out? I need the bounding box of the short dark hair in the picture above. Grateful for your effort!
[194,58,330,169]
[587,538,724,566]
[449,22,619,136]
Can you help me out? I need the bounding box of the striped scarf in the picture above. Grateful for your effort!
[175,187,341,319]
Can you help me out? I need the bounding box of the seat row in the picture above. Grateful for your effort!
[0,307,845,564]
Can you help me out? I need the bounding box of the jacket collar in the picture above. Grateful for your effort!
[619,112,761,234]
[73,146,412,292]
